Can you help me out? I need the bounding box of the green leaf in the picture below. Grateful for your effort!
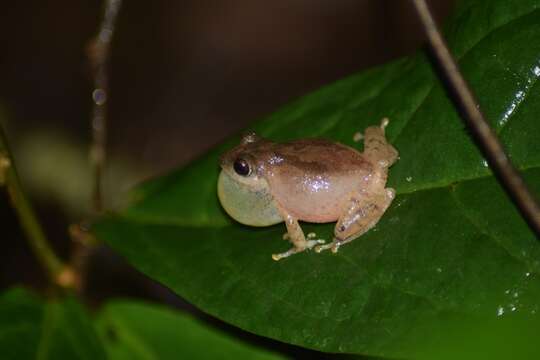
[95,300,284,360]
[0,288,106,360]
[94,0,540,357]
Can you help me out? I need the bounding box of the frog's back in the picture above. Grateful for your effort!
[273,139,368,175]
[264,139,373,223]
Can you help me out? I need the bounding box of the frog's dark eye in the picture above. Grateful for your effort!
[233,158,251,176]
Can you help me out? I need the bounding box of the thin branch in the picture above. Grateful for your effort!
[0,127,75,288]
[69,0,123,294]
[411,0,540,237]
[88,0,123,213]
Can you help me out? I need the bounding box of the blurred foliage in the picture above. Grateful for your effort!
[14,130,144,216]
[0,288,283,360]
[95,300,283,360]
[0,288,106,360]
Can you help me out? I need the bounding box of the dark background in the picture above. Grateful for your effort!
[0,0,455,357]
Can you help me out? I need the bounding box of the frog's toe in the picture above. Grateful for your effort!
[272,250,294,261]
[380,117,390,130]
[353,132,364,142]
[314,241,338,253]
[386,188,396,200]
[314,243,328,253]
[272,245,306,261]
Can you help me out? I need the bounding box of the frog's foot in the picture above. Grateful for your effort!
[272,238,325,261]
[314,239,341,254]
[354,118,389,143]
[307,239,326,247]
[272,248,298,261]
[306,232,326,249]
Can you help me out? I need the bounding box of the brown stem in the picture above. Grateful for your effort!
[411,0,540,237]
[70,0,123,295]
[89,0,123,213]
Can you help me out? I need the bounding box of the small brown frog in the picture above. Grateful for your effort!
[218,119,398,260]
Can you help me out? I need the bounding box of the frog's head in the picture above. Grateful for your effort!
[219,132,261,182]
[217,132,282,227]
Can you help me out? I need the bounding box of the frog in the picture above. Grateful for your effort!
[217,118,398,261]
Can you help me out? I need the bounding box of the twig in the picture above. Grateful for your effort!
[89,0,122,213]
[411,0,540,237]
[0,127,76,288]
[69,0,123,294]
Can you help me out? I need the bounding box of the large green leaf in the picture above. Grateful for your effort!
[94,0,540,357]
[0,288,106,360]
[95,300,283,360]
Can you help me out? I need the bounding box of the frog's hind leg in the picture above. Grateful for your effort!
[272,212,325,261]
[315,118,398,254]
[315,186,395,254]
[363,118,398,168]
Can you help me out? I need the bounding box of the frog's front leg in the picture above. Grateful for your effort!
[315,186,395,254]
[272,211,325,261]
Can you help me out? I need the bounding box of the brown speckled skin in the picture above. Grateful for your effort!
[220,136,374,223]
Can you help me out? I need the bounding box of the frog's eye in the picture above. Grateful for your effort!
[233,158,251,176]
